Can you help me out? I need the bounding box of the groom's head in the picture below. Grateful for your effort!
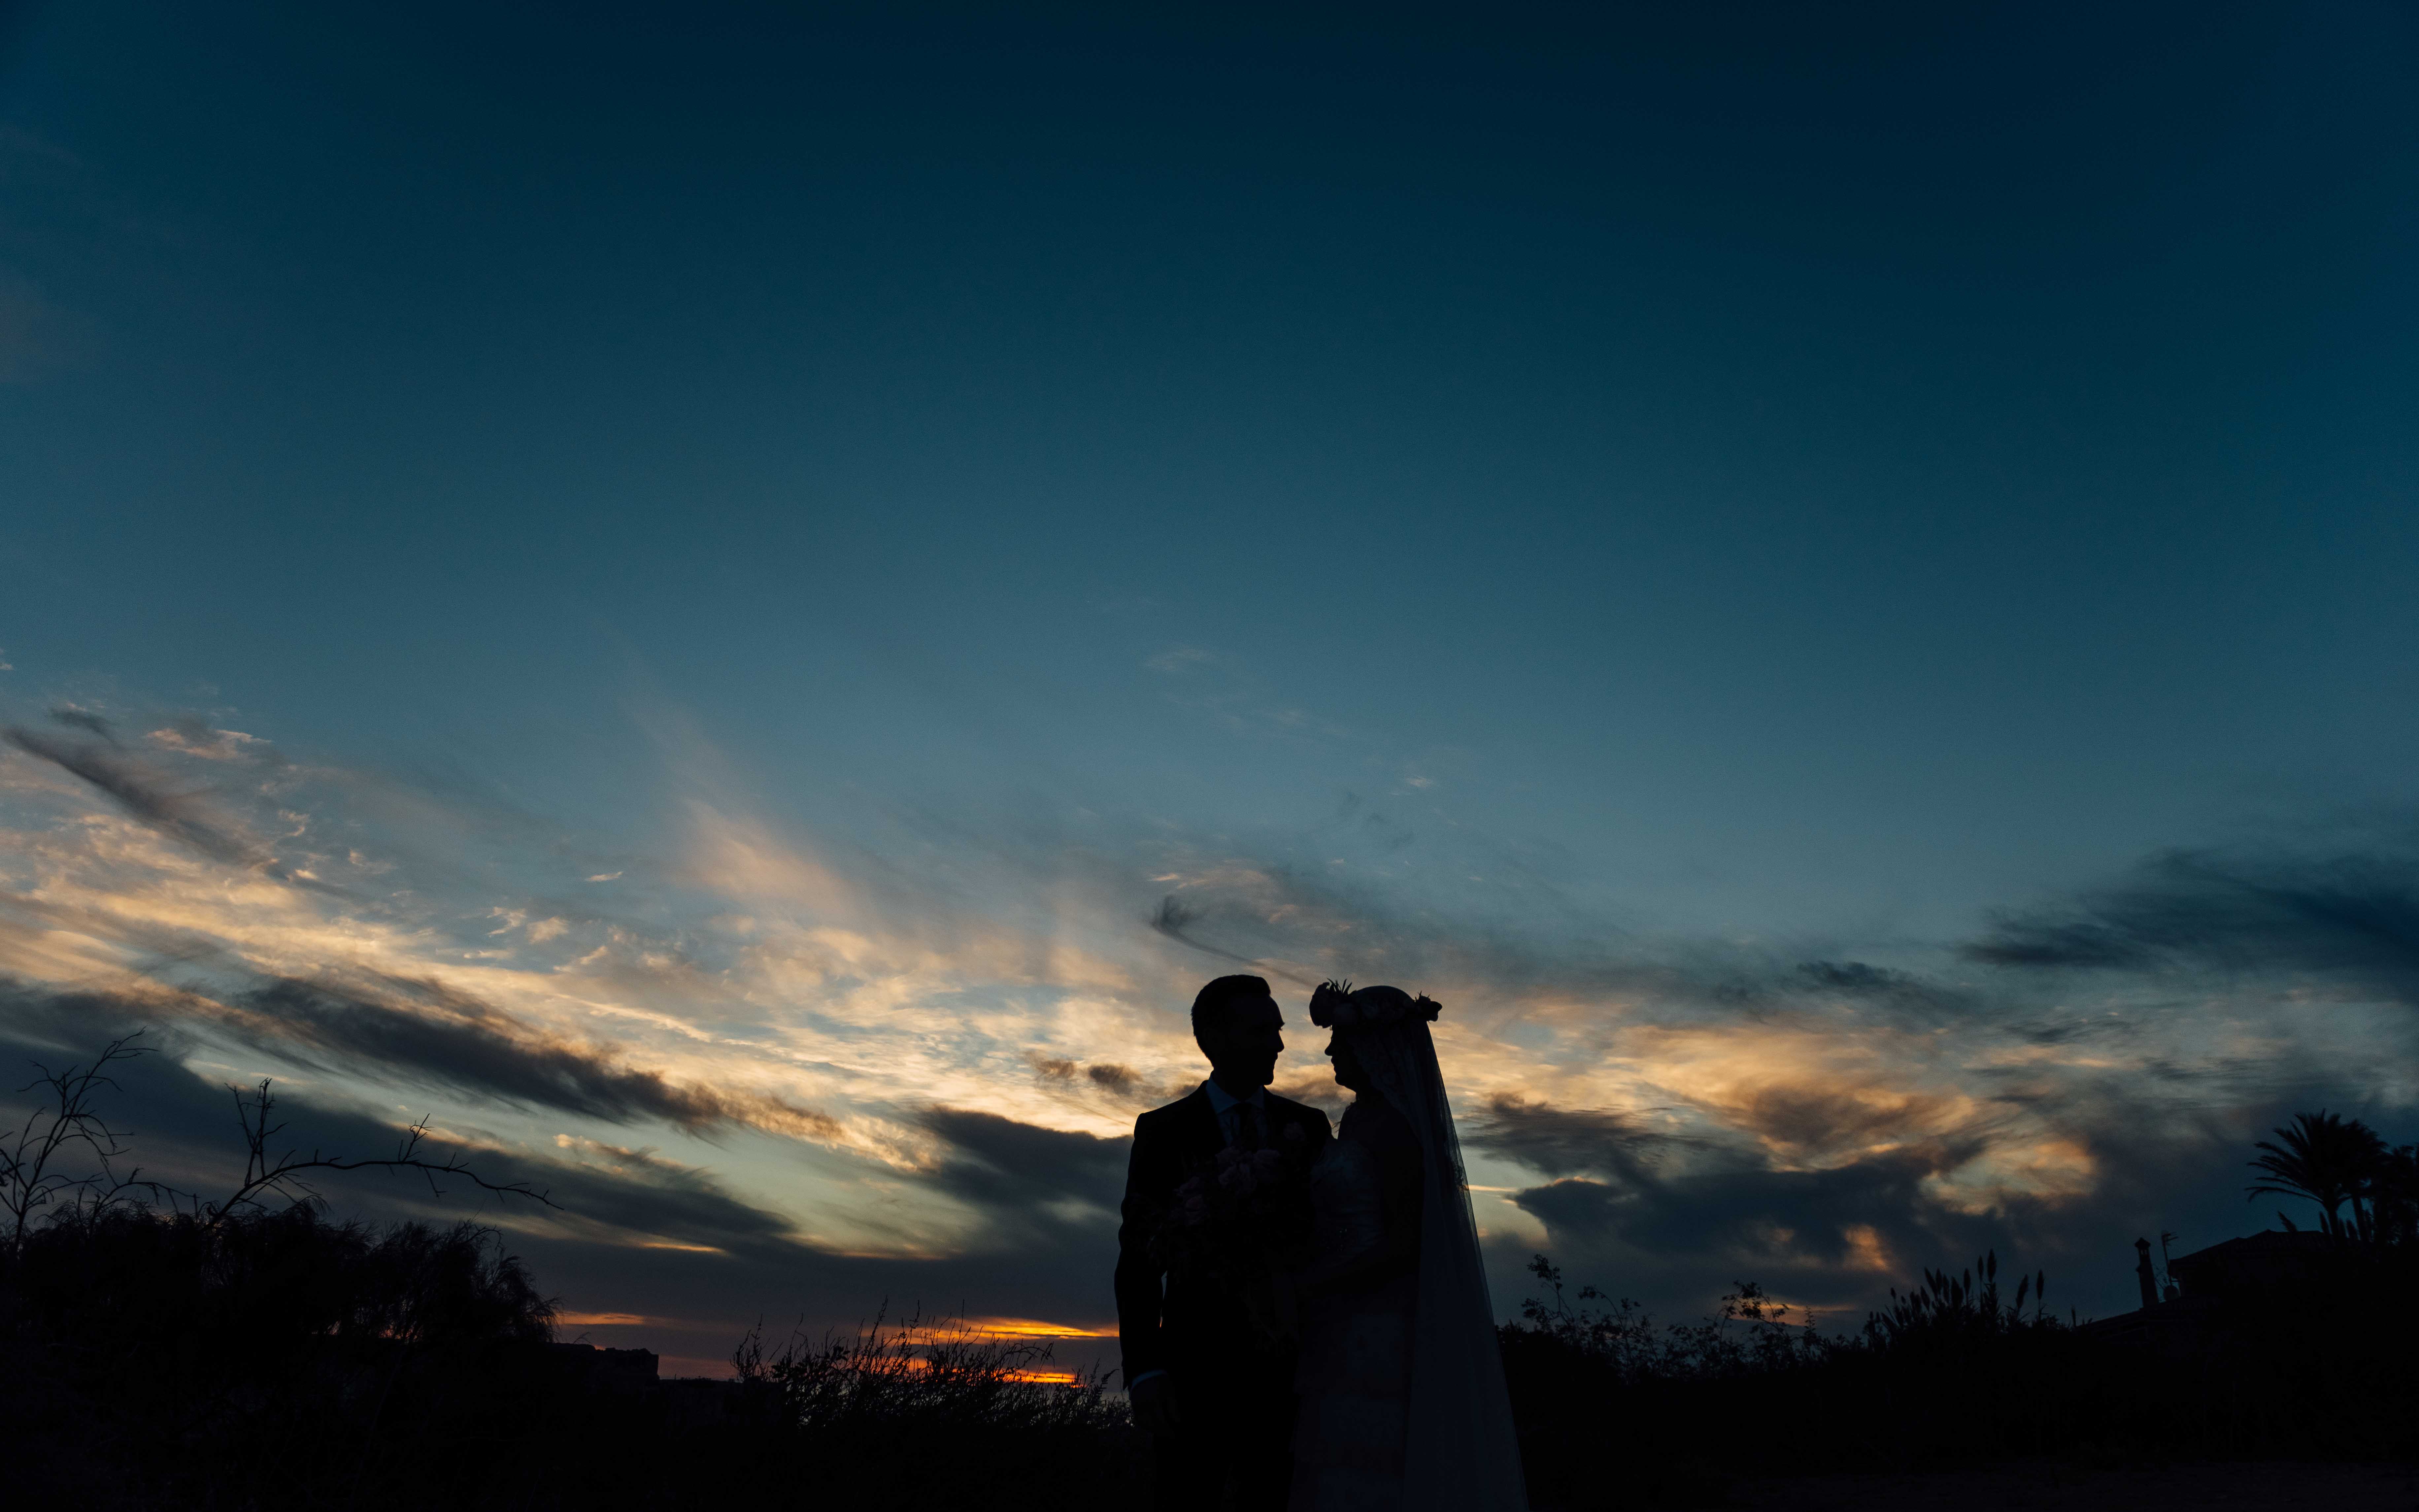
[1191,974,1284,1090]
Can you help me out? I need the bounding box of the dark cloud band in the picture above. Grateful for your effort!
[1966,848,2419,1005]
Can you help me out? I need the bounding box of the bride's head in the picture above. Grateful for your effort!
[1325,1031,1370,1092]
[1310,981,1442,1098]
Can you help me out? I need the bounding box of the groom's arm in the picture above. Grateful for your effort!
[1113,1112,1172,1386]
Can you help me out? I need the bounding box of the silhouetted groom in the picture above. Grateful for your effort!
[1116,974,1332,1510]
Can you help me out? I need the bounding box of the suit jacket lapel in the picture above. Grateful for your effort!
[1180,1085,1222,1158]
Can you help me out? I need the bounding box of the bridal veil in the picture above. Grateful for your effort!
[1310,984,1528,1511]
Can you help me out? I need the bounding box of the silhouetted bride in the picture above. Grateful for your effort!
[1289,983,1526,1512]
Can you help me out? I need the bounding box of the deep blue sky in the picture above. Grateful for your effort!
[4,2,2417,1369]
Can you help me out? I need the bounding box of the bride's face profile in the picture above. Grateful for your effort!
[1325,1032,1368,1093]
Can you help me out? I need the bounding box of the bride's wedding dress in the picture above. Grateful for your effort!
[1291,1100,1421,1511]
[1290,985,1527,1512]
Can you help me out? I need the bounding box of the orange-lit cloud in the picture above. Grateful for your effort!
[960,1316,1116,1340]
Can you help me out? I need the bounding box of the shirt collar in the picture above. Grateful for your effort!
[1199,1078,1266,1116]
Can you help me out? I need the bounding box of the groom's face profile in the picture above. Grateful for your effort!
[1197,993,1285,1091]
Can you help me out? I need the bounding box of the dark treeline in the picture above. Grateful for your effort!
[0,1038,1139,1510]
[1503,1245,2419,1507]
[1508,1108,2419,1505]
[3,1041,2416,1508]
[0,1201,1142,1509]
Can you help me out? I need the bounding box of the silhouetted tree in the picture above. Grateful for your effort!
[2247,1110,2386,1240]
[2366,1141,2419,1249]
[0,1036,167,1254]
[0,1039,567,1510]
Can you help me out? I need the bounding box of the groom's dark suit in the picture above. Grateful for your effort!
[1117,1084,1332,1510]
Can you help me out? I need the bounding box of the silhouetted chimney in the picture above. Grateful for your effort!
[2134,1237,2159,1309]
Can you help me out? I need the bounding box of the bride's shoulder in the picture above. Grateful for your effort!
[1346,1094,1421,1151]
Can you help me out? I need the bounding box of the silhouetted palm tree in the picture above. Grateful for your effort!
[2247,1111,2386,1240]
[2369,1143,2419,1248]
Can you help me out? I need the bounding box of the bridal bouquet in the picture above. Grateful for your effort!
[1152,1120,1318,1352]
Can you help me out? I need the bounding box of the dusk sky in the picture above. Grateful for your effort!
[4,1,2417,1376]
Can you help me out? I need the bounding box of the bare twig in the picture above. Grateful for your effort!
[211,1080,556,1222]
[0,1034,180,1254]
[5,1037,556,1246]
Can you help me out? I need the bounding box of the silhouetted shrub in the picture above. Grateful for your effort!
[714,1312,1143,1505]
[0,1039,1139,1510]
[0,1201,1142,1510]
[0,1202,562,1507]
[1497,1246,2419,1510]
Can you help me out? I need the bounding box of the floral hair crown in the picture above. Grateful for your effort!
[1308,980,1443,1029]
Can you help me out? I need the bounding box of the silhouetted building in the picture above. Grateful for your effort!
[545,1342,780,1424]
[2084,1228,2338,1358]
[548,1341,660,1394]
[2166,1229,2337,1299]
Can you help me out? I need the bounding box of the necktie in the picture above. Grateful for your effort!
[1232,1102,1262,1151]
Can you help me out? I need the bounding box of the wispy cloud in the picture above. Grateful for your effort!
[0,690,1200,1275]
[223,973,845,1140]
[1,688,2413,1336]
[7,713,270,866]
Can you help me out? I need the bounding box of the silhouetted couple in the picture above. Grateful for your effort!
[1114,974,1526,1511]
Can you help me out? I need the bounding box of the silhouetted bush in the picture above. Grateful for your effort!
[0,1039,1141,1510]
[1498,1246,2419,1510]
[716,1312,1144,1504]
[0,1201,1143,1509]
[0,1202,565,1507]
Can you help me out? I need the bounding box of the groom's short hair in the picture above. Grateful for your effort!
[1191,974,1273,1038]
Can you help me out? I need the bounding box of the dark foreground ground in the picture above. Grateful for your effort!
[9,1206,2418,1509]
[1730,1461,2419,1511]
